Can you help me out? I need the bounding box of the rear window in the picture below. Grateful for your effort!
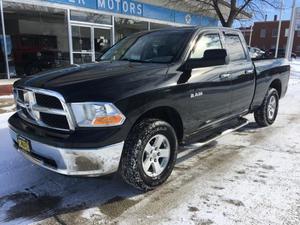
[224,34,246,61]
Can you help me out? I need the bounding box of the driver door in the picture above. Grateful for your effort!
[183,31,232,132]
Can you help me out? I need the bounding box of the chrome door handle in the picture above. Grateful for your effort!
[245,69,254,75]
[219,73,231,79]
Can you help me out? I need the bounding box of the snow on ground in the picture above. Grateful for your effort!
[0,95,13,100]
[289,59,300,86]
[0,98,15,114]
[0,62,300,225]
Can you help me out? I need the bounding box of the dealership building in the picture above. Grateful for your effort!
[0,0,249,83]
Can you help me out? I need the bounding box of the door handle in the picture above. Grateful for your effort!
[219,73,231,79]
[245,69,254,75]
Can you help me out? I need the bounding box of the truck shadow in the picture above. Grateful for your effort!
[0,173,142,224]
[238,122,261,132]
[0,126,143,224]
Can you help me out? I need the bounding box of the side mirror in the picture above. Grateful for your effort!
[181,49,229,71]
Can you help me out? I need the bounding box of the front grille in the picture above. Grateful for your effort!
[40,112,69,130]
[14,88,74,131]
[35,93,63,109]
[18,90,25,102]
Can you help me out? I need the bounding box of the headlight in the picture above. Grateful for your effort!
[71,102,126,127]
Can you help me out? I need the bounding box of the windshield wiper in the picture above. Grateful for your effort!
[120,58,153,63]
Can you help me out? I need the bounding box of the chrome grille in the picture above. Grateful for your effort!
[35,93,63,110]
[14,87,75,131]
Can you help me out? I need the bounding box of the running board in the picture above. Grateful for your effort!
[177,118,249,159]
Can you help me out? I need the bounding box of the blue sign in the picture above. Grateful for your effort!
[143,4,174,22]
[47,0,218,26]
[48,0,97,9]
[97,0,143,16]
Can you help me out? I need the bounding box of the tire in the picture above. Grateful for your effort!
[254,88,279,127]
[120,119,178,191]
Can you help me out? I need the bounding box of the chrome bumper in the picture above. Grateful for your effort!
[9,128,124,176]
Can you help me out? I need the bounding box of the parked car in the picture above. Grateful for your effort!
[248,46,264,59]
[9,27,290,191]
[263,48,297,59]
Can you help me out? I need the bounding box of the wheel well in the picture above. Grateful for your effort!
[270,79,282,98]
[134,106,184,143]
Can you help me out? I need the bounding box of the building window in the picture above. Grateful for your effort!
[114,17,148,42]
[70,10,111,24]
[297,31,300,37]
[150,23,173,30]
[3,2,70,78]
[260,28,266,38]
[285,29,289,37]
[272,29,278,37]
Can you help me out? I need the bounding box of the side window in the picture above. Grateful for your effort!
[224,34,246,61]
[190,34,222,59]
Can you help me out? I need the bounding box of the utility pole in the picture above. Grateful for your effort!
[275,0,283,58]
[249,25,253,46]
[285,0,296,60]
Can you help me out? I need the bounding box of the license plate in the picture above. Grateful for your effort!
[17,136,31,153]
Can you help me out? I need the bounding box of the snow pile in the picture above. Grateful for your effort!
[290,60,300,86]
[291,59,300,74]
[0,95,13,100]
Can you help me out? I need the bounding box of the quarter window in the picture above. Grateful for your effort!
[224,34,246,61]
[190,33,222,59]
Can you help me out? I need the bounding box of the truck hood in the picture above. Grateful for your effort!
[14,61,170,102]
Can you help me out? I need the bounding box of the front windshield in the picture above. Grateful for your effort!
[101,30,192,63]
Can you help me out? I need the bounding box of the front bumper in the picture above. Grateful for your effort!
[10,128,124,176]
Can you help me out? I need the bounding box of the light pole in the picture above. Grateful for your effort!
[249,25,253,46]
[275,0,283,58]
[285,0,296,60]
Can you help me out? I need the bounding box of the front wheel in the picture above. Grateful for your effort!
[120,119,178,191]
[254,88,279,127]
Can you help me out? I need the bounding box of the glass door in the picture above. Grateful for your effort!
[71,25,93,64]
[93,27,111,61]
[71,24,111,64]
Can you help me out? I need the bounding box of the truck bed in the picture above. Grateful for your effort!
[251,58,290,110]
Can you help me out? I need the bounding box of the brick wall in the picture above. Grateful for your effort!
[0,79,17,96]
[247,20,300,55]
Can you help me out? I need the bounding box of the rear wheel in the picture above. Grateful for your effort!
[120,119,178,191]
[254,88,279,127]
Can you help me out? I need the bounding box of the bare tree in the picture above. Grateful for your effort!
[166,0,281,27]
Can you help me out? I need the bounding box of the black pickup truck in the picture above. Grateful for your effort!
[9,27,290,190]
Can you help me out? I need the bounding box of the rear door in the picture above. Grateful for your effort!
[223,31,255,116]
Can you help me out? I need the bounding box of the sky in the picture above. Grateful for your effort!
[234,0,300,28]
